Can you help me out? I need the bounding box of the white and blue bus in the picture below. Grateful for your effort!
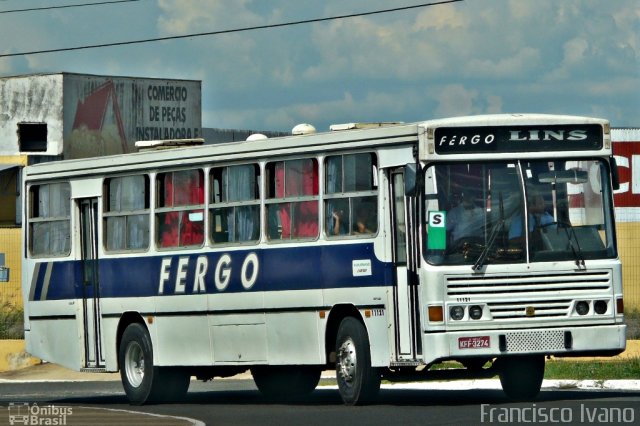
[22,114,625,405]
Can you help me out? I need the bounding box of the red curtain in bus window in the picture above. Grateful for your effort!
[275,163,291,238]
[159,171,204,247]
[179,171,204,246]
[295,160,318,238]
[160,174,179,247]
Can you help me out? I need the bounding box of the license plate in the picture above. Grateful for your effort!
[458,336,490,349]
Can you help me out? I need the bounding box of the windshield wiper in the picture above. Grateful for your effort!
[559,220,586,269]
[472,218,503,271]
[473,192,506,271]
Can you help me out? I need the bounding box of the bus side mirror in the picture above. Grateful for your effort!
[610,156,620,191]
[404,163,417,196]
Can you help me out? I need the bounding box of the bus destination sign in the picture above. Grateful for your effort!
[434,124,603,154]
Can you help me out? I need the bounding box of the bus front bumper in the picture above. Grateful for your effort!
[423,324,626,363]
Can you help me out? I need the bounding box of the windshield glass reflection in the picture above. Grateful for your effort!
[424,159,616,266]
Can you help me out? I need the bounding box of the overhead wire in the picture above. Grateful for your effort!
[0,0,463,58]
[0,0,145,14]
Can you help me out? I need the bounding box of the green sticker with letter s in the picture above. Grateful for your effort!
[428,211,446,250]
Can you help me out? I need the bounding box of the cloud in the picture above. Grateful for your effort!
[433,84,478,118]
[0,0,637,131]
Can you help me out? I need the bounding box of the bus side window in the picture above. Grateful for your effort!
[325,153,378,237]
[104,175,149,251]
[210,164,260,244]
[156,170,204,248]
[28,182,71,257]
[266,159,319,240]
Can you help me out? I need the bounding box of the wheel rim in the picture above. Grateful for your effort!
[337,337,357,387]
[124,341,145,388]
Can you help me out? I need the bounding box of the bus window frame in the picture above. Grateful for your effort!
[323,152,379,239]
[102,174,151,253]
[27,181,72,258]
[209,163,261,246]
[265,157,320,242]
[155,168,206,250]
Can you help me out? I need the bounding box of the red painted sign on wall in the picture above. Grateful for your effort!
[613,141,640,208]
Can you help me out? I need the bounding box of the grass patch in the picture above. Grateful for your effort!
[0,301,24,339]
[545,358,640,380]
[625,308,640,340]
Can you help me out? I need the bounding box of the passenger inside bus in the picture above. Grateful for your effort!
[330,201,376,235]
[330,203,349,235]
[446,189,484,248]
[508,189,553,244]
[353,204,375,234]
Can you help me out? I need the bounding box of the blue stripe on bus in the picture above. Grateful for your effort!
[38,243,394,300]
[31,263,45,301]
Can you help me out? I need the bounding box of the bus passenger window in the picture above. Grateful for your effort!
[266,159,319,240]
[324,153,378,237]
[156,169,204,248]
[210,164,260,244]
[104,175,149,251]
[28,182,71,257]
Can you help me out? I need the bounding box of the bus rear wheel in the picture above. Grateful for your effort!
[119,323,190,405]
[498,355,545,401]
[251,366,322,400]
[335,317,381,405]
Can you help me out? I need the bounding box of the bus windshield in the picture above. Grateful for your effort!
[423,159,616,266]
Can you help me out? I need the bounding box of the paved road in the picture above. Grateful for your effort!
[1,379,640,426]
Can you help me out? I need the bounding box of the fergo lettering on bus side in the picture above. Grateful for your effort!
[157,253,259,294]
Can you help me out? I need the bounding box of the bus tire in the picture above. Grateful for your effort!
[499,355,545,401]
[335,317,381,405]
[119,323,190,405]
[251,366,322,400]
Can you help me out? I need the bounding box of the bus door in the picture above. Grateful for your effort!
[79,198,104,368]
[390,169,421,359]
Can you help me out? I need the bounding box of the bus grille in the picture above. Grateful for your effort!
[446,271,612,320]
[505,330,566,352]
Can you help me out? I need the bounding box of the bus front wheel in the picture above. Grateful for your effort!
[119,323,190,405]
[498,355,545,401]
[335,317,381,405]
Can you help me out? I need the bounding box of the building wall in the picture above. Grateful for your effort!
[0,74,65,156]
[62,74,202,158]
[0,73,202,159]
[0,228,21,307]
[612,129,640,311]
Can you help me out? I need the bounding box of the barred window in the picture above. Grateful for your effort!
[325,153,378,237]
[28,182,71,256]
[156,169,205,248]
[104,175,150,251]
[210,164,260,244]
[266,158,319,240]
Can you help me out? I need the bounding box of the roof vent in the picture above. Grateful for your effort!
[292,123,316,135]
[134,138,204,151]
[246,133,268,141]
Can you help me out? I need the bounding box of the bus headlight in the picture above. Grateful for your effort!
[575,301,590,316]
[594,300,608,315]
[469,305,483,320]
[450,306,465,321]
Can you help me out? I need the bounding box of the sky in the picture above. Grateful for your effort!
[0,0,638,132]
